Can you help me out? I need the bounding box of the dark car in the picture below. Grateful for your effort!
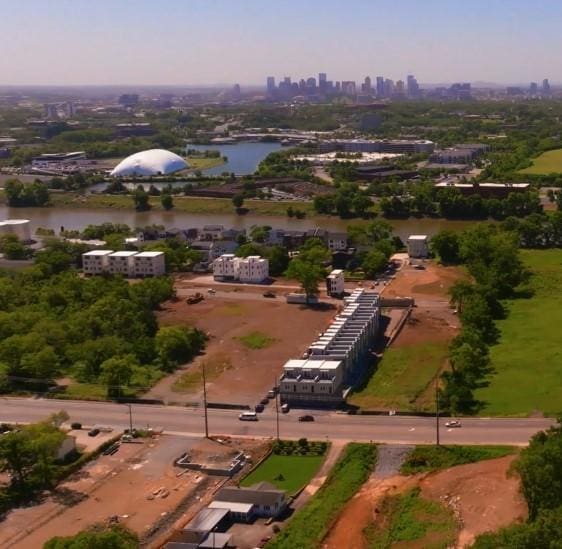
[298,415,315,422]
[263,291,276,298]
[254,404,265,413]
[88,428,100,437]
[260,397,269,406]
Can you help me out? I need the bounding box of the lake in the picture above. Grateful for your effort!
[0,204,475,242]
[185,142,283,175]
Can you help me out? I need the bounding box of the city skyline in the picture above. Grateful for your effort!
[2,0,562,86]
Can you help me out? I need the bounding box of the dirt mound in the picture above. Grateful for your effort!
[420,455,527,548]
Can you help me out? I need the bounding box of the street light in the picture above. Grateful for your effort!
[435,377,440,446]
[126,404,133,433]
[202,361,209,438]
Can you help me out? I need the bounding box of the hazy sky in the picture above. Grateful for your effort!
[1,0,562,86]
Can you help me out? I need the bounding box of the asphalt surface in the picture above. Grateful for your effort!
[0,397,554,446]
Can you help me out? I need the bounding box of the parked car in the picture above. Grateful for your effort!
[254,404,265,413]
[239,412,258,421]
[260,397,269,406]
[281,403,290,413]
[445,420,461,428]
[263,291,276,298]
[70,422,82,430]
[298,415,315,422]
[88,428,100,437]
[207,288,216,294]
[267,390,276,399]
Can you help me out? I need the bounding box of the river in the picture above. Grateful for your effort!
[0,204,475,242]
[185,142,283,175]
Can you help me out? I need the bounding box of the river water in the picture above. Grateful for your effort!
[0,204,474,242]
[185,142,283,175]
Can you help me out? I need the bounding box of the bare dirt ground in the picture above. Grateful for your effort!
[420,455,527,548]
[0,436,218,548]
[148,292,336,406]
[322,455,525,549]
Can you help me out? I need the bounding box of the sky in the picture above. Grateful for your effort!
[1,0,562,86]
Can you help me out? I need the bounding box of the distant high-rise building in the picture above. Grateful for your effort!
[342,81,356,95]
[306,77,316,90]
[448,83,472,100]
[232,84,241,98]
[376,76,385,97]
[319,73,327,86]
[542,78,551,94]
[44,103,58,119]
[395,80,405,96]
[407,74,420,98]
[384,79,394,97]
[529,82,538,95]
[362,76,372,94]
[63,101,75,118]
[299,78,307,91]
[118,94,139,107]
[266,76,276,93]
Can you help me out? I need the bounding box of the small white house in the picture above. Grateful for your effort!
[407,235,429,258]
[213,254,269,283]
[326,269,345,297]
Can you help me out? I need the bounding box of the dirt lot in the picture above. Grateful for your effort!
[322,456,525,549]
[0,435,220,548]
[148,290,337,406]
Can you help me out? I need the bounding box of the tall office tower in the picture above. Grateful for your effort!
[232,84,241,98]
[43,103,58,119]
[529,82,538,95]
[362,76,372,94]
[306,77,317,90]
[342,81,356,95]
[319,73,327,85]
[407,74,420,98]
[384,78,394,97]
[64,101,75,118]
[335,81,341,92]
[299,79,307,91]
[395,80,405,96]
[283,76,291,86]
[266,76,276,93]
[376,76,385,97]
[542,78,551,94]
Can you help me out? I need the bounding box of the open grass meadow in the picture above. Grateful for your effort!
[267,443,377,549]
[348,342,448,411]
[364,488,457,549]
[519,148,562,174]
[475,249,562,416]
[241,453,324,495]
[235,330,277,350]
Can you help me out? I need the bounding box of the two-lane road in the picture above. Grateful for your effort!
[0,397,555,446]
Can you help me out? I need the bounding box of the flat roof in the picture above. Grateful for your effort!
[109,251,138,257]
[208,500,253,514]
[0,219,30,225]
[184,506,229,533]
[408,235,428,240]
[134,251,164,258]
[83,249,114,256]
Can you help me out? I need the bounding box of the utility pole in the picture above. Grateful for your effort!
[202,361,209,438]
[275,380,280,441]
[127,404,133,433]
[435,377,440,446]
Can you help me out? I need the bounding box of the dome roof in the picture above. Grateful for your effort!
[110,149,188,177]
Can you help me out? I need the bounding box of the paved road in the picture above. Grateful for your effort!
[0,397,554,446]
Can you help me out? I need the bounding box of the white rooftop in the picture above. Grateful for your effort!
[109,251,138,257]
[83,249,114,256]
[110,148,188,177]
[408,235,428,240]
[0,219,30,226]
[208,501,254,514]
[134,251,164,258]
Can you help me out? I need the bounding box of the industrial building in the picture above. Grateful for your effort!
[0,219,31,242]
[407,235,429,258]
[319,139,435,155]
[430,144,489,164]
[213,254,269,283]
[279,289,380,406]
[434,181,530,199]
[82,250,165,277]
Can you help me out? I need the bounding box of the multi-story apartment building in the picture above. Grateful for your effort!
[213,254,269,283]
[132,251,166,277]
[279,289,380,406]
[82,250,113,275]
[407,235,429,258]
[326,269,345,297]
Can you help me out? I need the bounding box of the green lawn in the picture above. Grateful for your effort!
[364,488,457,549]
[241,454,324,495]
[349,342,448,411]
[519,148,562,174]
[185,156,225,171]
[267,443,377,549]
[475,249,562,416]
[236,331,277,350]
[400,445,516,475]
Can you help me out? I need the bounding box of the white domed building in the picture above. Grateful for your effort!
[110,149,188,177]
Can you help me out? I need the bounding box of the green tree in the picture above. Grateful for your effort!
[155,326,207,371]
[99,355,137,398]
[133,186,150,212]
[285,259,325,303]
[160,193,174,210]
[430,230,460,264]
[361,249,387,278]
[44,525,139,549]
[0,234,31,260]
[232,193,245,210]
[449,280,475,313]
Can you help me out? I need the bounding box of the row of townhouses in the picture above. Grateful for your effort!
[279,289,380,406]
[82,250,165,277]
[213,254,269,283]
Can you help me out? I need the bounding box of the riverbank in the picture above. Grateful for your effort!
[185,155,225,171]
[43,192,316,216]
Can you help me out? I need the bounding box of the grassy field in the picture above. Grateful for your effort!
[267,443,377,549]
[475,249,562,416]
[46,192,316,217]
[519,148,562,174]
[236,331,277,350]
[364,488,457,549]
[400,445,516,475]
[349,342,448,411]
[185,156,225,171]
[171,353,232,393]
[241,454,324,495]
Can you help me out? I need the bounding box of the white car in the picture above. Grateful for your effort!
[445,420,461,428]
[207,288,216,294]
